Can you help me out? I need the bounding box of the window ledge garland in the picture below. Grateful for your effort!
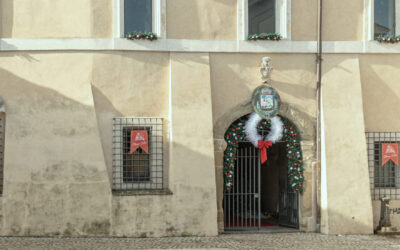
[126,32,158,41]
[376,35,400,43]
[248,33,282,41]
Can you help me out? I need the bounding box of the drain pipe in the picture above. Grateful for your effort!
[315,0,323,232]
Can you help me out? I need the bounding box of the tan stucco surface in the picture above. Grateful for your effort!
[0,51,219,237]
[0,0,112,38]
[0,52,111,236]
[168,52,218,236]
[0,0,395,238]
[92,51,218,237]
[321,55,373,234]
[291,0,318,41]
[167,0,237,40]
[360,55,400,131]
[91,51,170,188]
[321,0,364,41]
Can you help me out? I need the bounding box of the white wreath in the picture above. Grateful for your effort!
[244,112,283,147]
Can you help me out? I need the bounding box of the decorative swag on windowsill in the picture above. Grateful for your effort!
[126,32,158,41]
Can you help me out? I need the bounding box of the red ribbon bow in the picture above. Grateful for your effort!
[258,140,272,164]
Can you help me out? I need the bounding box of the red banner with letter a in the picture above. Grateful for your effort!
[130,130,149,154]
[382,143,399,166]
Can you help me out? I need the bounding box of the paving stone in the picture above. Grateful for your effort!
[0,233,399,249]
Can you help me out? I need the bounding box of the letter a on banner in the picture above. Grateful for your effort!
[382,143,399,166]
[130,130,149,154]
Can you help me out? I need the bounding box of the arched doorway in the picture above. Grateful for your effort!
[222,114,301,231]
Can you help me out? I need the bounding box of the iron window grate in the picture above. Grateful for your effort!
[113,117,163,190]
[366,132,400,200]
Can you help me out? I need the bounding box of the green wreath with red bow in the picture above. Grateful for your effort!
[223,116,304,193]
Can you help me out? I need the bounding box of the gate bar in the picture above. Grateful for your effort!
[258,149,261,230]
[245,147,248,227]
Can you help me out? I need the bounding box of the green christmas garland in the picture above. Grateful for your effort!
[223,116,304,193]
[376,34,400,43]
[247,33,282,41]
[126,32,158,41]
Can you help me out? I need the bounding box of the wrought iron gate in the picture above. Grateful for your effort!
[279,163,299,228]
[223,142,260,230]
[223,142,299,231]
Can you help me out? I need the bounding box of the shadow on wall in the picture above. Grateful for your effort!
[0,44,39,62]
[359,55,400,131]
[111,139,218,237]
[0,0,13,37]
[0,66,219,237]
[91,84,122,185]
[0,67,112,237]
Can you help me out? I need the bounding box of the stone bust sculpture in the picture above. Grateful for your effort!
[260,57,273,83]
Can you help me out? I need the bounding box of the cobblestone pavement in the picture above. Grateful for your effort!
[0,233,400,250]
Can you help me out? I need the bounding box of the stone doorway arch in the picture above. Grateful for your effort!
[213,101,316,232]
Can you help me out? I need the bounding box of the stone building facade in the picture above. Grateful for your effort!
[0,0,399,237]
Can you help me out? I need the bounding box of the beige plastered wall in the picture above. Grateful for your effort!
[360,55,400,132]
[0,0,112,38]
[360,55,400,230]
[0,0,366,41]
[166,0,237,40]
[292,0,364,41]
[209,53,318,232]
[291,0,318,41]
[321,0,364,41]
[0,51,218,237]
[0,51,392,236]
[0,52,112,236]
[321,54,373,234]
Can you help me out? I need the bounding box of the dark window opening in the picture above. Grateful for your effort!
[124,0,153,35]
[374,0,396,38]
[374,141,398,188]
[122,126,151,182]
[248,0,276,34]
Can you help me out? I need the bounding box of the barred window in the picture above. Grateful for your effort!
[366,132,400,200]
[113,118,163,191]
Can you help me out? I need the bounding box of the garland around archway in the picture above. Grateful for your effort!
[223,113,304,193]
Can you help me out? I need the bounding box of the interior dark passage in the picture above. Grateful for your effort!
[223,140,298,231]
[260,142,285,226]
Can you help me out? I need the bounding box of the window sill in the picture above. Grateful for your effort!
[112,189,173,196]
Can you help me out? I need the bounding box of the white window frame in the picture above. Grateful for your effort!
[238,0,291,40]
[365,0,400,41]
[113,0,166,38]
